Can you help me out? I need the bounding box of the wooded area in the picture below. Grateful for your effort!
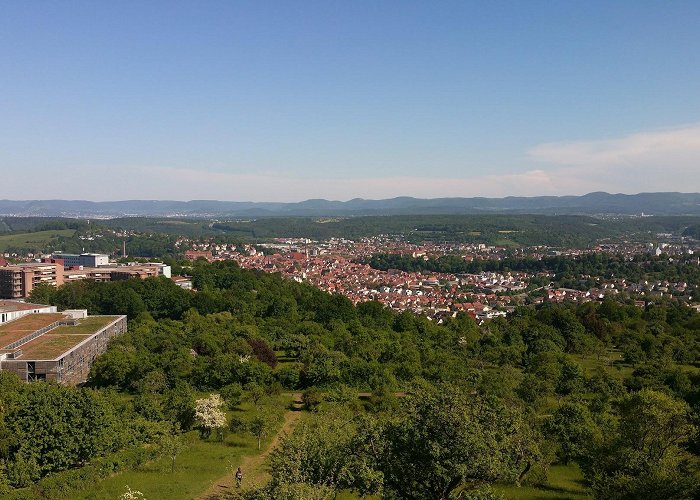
[0,260,698,498]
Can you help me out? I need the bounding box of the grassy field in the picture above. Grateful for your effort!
[577,349,634,380]
[0,229,75,252]
[494,464,590,499]
[336,465,589,500]
[77,432,259,500]
[75,394,292,500]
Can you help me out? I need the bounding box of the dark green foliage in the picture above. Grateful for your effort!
[32,276,191,320]
[2,383,129,484]
[544,402,601,464]
[7,259,700,497]
[581,389,700,499]
[378,384,540,498]
[268,410,383,496]
[271,383,542,499]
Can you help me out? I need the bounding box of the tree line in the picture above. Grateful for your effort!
[0,260,698,498]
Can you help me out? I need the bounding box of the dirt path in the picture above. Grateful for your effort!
[198,394,303,499]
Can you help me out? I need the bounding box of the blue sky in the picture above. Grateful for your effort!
[2,1,700,201]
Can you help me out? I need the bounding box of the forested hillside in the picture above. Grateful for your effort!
[1,261,699,499]
[3,214,700,253]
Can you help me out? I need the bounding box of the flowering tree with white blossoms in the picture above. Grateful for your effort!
[195,394,227,440]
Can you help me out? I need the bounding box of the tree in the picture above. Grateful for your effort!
[244,382,268,408]
[28,283,57,306]
[4,384,125,480]
[240,482,336,500]
[194,394,227,440]
[543,402,600,464]
[160,428,187,473]
[88,344,139,390]
[517,373,553,407]
[248,410,278,451]
[301,388,323,411]
[0,460,10,496]
[478,365,522,400]
[248,338,278,368]
[268,410,383,496]
[582,389,700,499]
[555,358,585,403]
[0,373,22,460]
[375,383,541,499]
[162,383,196,431]
[99,285,146,318]
[220,383,243,410]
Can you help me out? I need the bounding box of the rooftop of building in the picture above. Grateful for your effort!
[53,252,108,257]
[0,313,67,348]
[0,300,54,313]
[0,262,61,270]
[20,316,120,359]
[3,314,122,360]
[18,333,93,359]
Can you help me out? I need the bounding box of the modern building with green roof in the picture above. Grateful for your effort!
[0,312,126,385]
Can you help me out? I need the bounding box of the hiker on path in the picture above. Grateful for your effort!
[235,467,243,488]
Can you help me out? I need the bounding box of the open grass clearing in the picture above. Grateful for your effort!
[494,464,590,499]
[336,464,589,499]
[199,397,306,498]
[0,229,75,252]
[577,349,634,380]
[76,431,259,500]
[75,394,292,500]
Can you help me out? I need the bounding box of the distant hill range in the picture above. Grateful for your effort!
[1,192,700,218]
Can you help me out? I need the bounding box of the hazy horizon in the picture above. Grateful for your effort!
[0,190,700,204]
[1,191,699,207]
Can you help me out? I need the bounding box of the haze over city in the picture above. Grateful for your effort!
[2,1,700,200]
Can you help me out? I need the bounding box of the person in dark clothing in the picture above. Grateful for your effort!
[235,467,243,488]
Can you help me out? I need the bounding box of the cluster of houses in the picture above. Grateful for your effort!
[172,232,700,319]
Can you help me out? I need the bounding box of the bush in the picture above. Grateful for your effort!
[266,381,283,397]
[247,338,278,368]
[229,415,248,433]
[5,456,40,488]
[301,388,322,411]
[0,460,11,496]
[275,364,301,390]
[221,383,243,410]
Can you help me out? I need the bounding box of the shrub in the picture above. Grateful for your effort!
[248,339,278,368]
